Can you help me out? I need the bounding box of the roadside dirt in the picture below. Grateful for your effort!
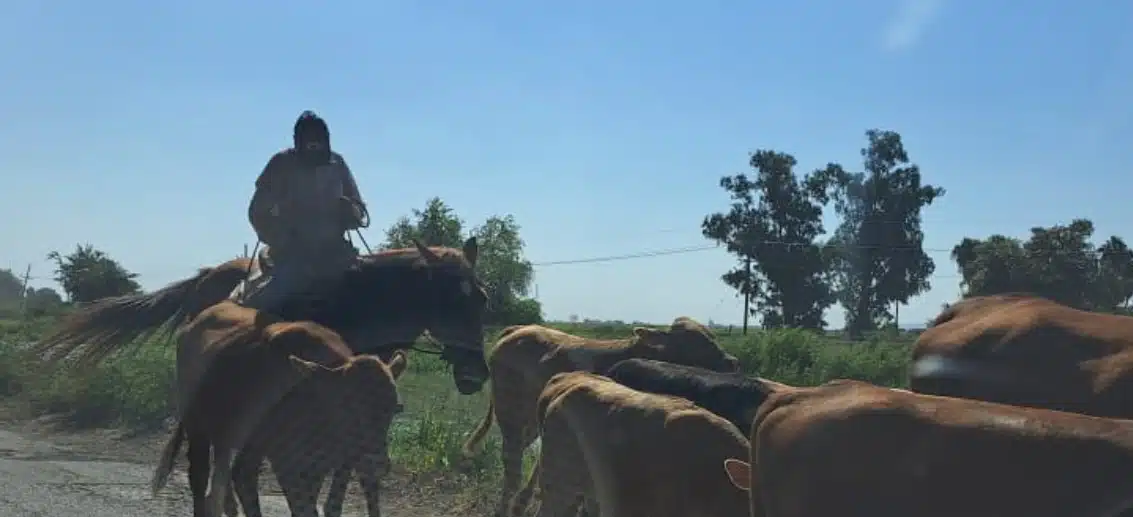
[0,403,478,517]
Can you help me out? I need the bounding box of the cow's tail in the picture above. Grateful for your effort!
[462,398,495,457]
[151,420,186,496]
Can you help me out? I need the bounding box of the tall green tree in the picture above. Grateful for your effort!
[702,149,835,329]
[813,129,945,337]
[47,244,140,303]
[383,198,542,324]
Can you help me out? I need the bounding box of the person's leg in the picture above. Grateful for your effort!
[238,261,302,314]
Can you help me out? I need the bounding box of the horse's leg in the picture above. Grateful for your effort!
[323,465,353,517]
[232,448,265,517]
[206,446,235,517]
[186,434,211,517]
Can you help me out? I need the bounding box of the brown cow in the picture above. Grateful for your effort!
[462,317,741,517]
[910,294,1133,418]
[510,371,749,517]
[723,380,1133,517]
[149,301,399,517]
[927,292,1039,327]
[227,349,409,517]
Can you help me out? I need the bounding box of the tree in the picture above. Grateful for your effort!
[24,287,64,315]
[383,197,465,249]
[702,149,835,329]
[952,219,1133,311]
[470,215,537,322]
[47,244,141,303]
[383,198,542,325]
[813,129,945,337]
[0,269,23,307]
[1096,236,1133,310]
[951,235,1030,296]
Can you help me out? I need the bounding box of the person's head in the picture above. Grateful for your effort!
[293,110,331,163]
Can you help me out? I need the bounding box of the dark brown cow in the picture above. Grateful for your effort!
[724,380,1133,517]
[33,238,490,395]
[910,294,1133,418]
[461,318,740,517]
[228,349,409,517]
[510,371,749,517]
[149,301,401,517]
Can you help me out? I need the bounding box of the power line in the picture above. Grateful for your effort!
[531,240,958,267]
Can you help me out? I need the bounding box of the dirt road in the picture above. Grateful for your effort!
[0,426,295,516]
[0,420,463,517]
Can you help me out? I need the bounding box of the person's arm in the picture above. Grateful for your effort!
[336,154,367,230]
[338,154,364,205]
[248,152,289,245]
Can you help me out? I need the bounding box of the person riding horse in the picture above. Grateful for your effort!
[232,110,369,313]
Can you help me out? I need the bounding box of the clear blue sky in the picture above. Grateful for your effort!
[3,1,1132,329]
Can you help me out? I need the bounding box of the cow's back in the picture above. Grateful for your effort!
[912,298,1133,417]
[753,380,1133,517]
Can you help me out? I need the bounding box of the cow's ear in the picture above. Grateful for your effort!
[723,458,752,491]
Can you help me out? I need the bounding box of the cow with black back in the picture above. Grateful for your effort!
[604,358,781,433]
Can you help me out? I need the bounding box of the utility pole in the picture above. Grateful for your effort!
[741,256,751,335]
[18,264,31,316]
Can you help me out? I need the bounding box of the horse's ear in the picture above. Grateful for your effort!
[412,239,441,264]
[387,351,408,379]
[463,237,479,267]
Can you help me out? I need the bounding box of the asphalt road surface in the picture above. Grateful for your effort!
[0,427,293,517]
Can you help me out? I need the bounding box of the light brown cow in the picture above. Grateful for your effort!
[462,317,740,517]
[724,380,1133,517]
[149,301,397,517]
[910,294,1133,418]
[228,350,408,517]
[510,371,749,517]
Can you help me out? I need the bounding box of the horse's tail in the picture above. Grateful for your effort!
[32,259,250,368]
[151,420,186,495]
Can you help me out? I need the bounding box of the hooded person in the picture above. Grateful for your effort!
[230,110,369,313]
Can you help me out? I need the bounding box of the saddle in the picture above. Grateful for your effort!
[228,242,358,308]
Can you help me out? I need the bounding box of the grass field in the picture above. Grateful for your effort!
[0,316,914,504]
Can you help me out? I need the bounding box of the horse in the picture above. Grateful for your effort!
[33,238,491,395]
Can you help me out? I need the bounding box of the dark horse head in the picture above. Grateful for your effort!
[272,237,490,395]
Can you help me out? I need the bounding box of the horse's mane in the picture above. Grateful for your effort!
[360,245,472,269]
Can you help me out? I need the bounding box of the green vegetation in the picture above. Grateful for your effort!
[0,315,912,503]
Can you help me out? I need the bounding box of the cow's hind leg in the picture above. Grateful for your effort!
[495,420,538,517]
[276,466,322,517]
[356,458,385,517]
[186,433,211,517]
